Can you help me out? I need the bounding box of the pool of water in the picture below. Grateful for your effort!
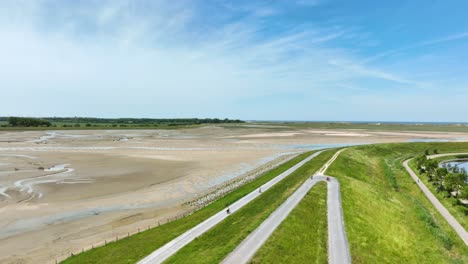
[441,161,468,172]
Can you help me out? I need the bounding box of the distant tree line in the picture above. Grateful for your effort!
[1,116,244,128]
[42,117,244,125]
[7,117,52,127]
[415,151,468,201]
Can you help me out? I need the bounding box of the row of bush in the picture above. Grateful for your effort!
[2,117,245,128]
[37,117,245,125]
[7,117,51,127]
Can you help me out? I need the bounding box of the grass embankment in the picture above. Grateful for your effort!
[327,143,468,264]
[62,151,318,264]
[251,182,328,264]
[408,159,468,230]
[164,150,337,264]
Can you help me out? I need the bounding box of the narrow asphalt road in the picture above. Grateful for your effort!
[222,149,351,264]
[137,151,324,264]
[326,176,351,264]
[403,158,468,246]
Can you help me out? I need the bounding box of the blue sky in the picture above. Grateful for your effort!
[1,0,468,121]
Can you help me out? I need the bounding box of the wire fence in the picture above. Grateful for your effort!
[54,205,203,264]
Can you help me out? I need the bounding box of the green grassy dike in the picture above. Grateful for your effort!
[327,143,468,264]
[408,158,468,230]
[251,182,328,264]
[62,150,318,264]
[164,150,337,264]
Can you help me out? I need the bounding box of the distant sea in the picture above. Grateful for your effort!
[250,120,468,125]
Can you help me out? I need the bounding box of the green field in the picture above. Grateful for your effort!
[327,143,468,264]
[164,150,337,264]
[62,151,319,264]
[251,182,328,264]
[409,158,468,230]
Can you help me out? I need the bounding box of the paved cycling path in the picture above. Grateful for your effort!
[138,151,324,264]
[222,150,351,264]
[403,155,468,246]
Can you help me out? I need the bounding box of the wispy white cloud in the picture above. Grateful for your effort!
[418,31,468,46]
[0,0,448,119]
[365,31,468,63]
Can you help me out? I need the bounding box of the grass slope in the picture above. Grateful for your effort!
[62,151,317,264]
[164,150,337,264]
[327,142,468,264]
[251,182,328,264]
[408,159,468,230]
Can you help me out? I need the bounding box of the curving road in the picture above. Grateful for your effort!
[137,151,324,264]
[403,157,468,246]
[222,149,351,264]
